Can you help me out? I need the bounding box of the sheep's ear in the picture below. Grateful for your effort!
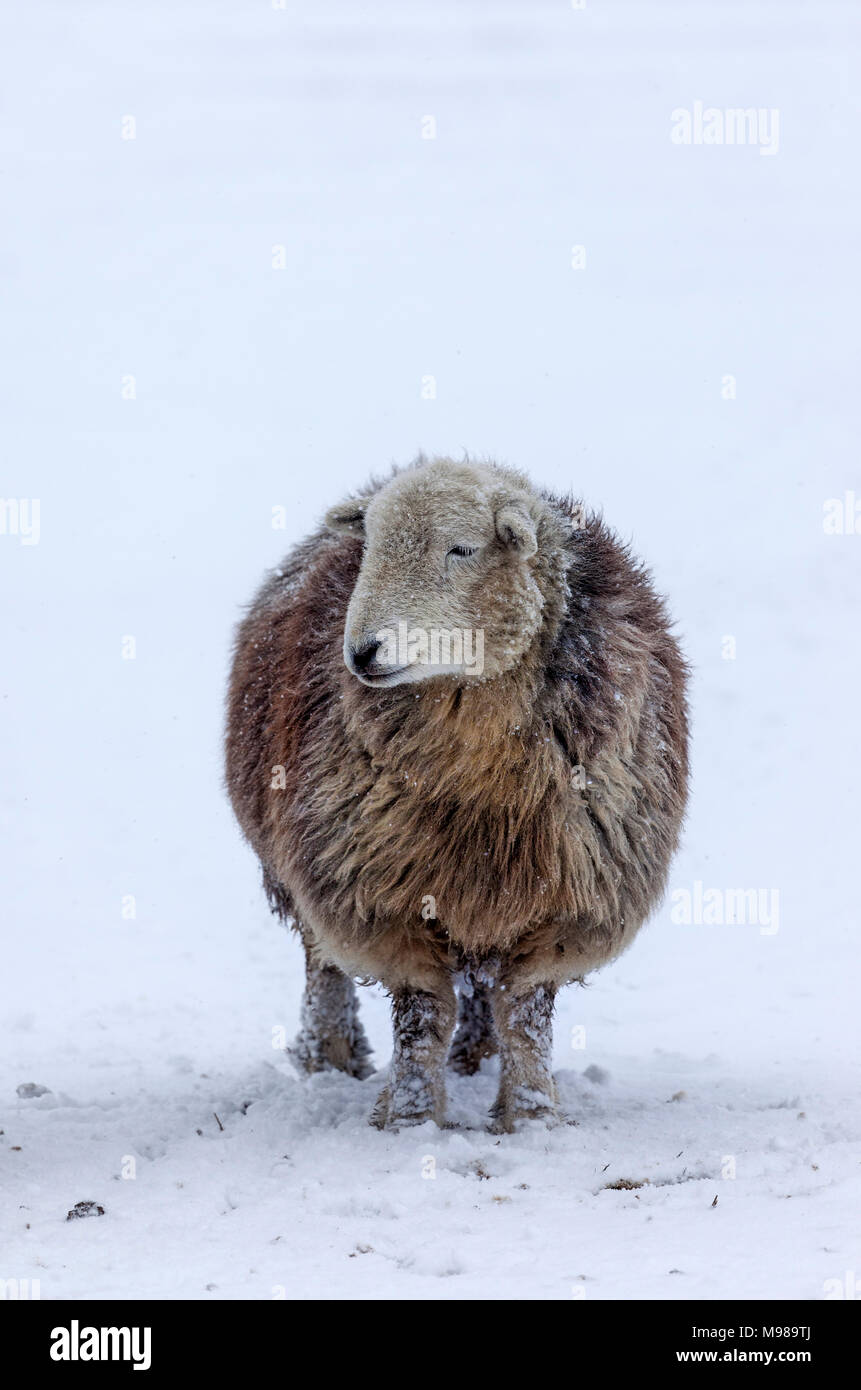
[324,497,367,536]
[495,501,537,558]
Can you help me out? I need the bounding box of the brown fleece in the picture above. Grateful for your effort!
[225,456,689,1127]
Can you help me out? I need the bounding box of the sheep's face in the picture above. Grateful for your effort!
[325,461,546,688]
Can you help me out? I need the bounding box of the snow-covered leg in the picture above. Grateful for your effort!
[371,982,456,1129]
[290,938,373,1080]
[489,983,558,1132]
[448,981,498,1074]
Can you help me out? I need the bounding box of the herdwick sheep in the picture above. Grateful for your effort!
[225,456,689,1131]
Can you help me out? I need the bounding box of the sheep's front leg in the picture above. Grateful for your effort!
[489,982,558,1132]
[372,981,456,1130]
[290,936,373,1080]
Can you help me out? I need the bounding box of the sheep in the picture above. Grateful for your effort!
[225,456,689,1131]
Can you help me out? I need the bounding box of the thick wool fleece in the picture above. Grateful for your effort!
[225,457,688,1129]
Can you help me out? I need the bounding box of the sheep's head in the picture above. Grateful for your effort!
[325,459,548,688]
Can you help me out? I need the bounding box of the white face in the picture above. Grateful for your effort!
[330,466,541,689]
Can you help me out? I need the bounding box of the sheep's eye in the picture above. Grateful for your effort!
[447,544,477,559]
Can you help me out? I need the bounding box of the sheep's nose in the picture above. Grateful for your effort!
[350,638,381,673]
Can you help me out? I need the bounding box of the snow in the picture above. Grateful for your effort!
[1,0,859,1301]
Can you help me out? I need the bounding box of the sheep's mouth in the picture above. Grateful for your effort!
[353,666,410,687]
[353,662,473,689]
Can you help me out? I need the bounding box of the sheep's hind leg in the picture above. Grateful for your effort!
[448,982,498,1075]
[489,982,558,1133]
[371,981,456,1130]
[290,937,373,1081]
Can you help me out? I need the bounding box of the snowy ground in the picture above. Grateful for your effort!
[1,0,859,1300]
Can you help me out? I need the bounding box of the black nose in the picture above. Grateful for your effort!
[351,639,380,672]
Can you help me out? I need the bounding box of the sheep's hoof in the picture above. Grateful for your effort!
[489,1086,559,1134]
[488,1105,558,1135]
[369,1085,441,1131]
[289,1032,374,1082]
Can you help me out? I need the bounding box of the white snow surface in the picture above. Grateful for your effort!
[1,0,859,1301]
